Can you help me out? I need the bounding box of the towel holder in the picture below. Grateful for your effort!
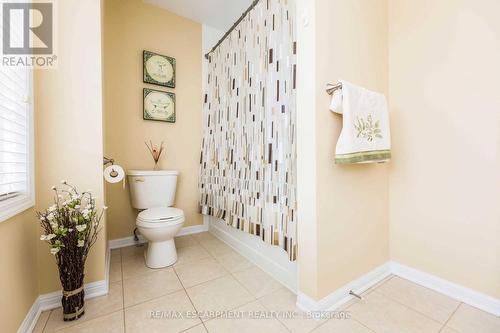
[326,82,342,95]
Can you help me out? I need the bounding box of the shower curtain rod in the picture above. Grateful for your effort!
[204,0,260,60]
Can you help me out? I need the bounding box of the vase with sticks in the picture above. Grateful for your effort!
[37,181,105,321]
[145,141,165,170]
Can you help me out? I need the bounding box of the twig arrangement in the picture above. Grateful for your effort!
[37,181,105,321]
[145,141,165,169]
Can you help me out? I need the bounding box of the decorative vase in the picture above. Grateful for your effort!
[61,281,85,321]
[38,182,105,324]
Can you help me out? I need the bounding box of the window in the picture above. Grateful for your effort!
[0,62,34,222]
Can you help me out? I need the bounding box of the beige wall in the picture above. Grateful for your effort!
[103,0,202,240]
[315,0,390,299]
[388,0,500,298]
[0,210,38,333]
[35,0,106,294]
[297,0,390,300]
[1,1,105,329]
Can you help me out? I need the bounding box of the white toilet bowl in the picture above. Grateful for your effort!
[136,207,185,268]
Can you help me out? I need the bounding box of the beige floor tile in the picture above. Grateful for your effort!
[259,287,324,333]
[440,327,460,333]
[44,282,124,332]
[186,275,254,321]
[376,277,460,323]
[349,291,442,333]
[174,245,211,266]
[124,290,202,333]
[120,244,146,259]
[32,310,50,333]
[233,266,283,298]
[55,310,124,333]
[365,275,395,295]
[204,300,289,333]
[174,258,228,288]
[122,254,167,279]
[183,324,209,332]
[123,268,183,308]
[175,235,199,248]
[312,318,375,333]
[192,232,217,242]
[109,260,122,283]
[447,303,500,333]
[199,239,236,258]
[215,251,254,273]
[110,249,121,264]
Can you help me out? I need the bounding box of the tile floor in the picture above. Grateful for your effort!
[32,232,500,333]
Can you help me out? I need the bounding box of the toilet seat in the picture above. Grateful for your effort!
[136,207,184,228]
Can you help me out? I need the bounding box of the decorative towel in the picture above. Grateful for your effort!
[330,80,391,164]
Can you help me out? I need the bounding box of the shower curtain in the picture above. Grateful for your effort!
[199,0,297,261]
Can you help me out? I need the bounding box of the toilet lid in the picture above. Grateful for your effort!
[137,207,184,223]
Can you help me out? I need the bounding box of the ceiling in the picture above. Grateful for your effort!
[143,0,253,31]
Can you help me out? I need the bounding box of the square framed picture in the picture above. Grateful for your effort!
[143,50,176,88]
[143,88,176,123]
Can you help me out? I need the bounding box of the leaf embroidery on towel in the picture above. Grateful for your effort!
[354,115,383,142]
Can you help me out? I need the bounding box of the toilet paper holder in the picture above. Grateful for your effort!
[103,156,115,166]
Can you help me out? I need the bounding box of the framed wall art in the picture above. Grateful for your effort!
[143,50,176,88]
[143,88,176,123]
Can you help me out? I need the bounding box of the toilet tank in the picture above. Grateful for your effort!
[127,170,179,209]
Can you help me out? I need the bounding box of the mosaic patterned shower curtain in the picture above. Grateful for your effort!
[199,0,297,260]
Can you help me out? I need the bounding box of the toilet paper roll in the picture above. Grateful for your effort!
[103,165,125,184]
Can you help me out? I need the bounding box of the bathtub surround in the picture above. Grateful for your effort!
[103,0,203,240]
[200,0,298,260]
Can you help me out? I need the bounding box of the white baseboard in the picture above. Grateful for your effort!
[108,224,209,250]
[296,262,392,312]
[208,216,298,292]
[391,261,500,316]
[296,260,500,317]
[177,223,209,237]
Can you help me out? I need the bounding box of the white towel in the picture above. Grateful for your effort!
[330,80,391,164]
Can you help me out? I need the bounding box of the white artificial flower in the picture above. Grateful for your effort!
[68,228,74,232]
[50,221,58,229]
[48,205,57,212]
[50,247,60,255]
[75,205,81,209]
[40,216,46,221]
[77,240,85,247]
[82,209,90,218]
[41,234,55,241]
[47,213,54,221]
[76,224,87,232]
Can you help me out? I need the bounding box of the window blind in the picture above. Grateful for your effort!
[0,9,31,202]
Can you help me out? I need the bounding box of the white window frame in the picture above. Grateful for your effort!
[0,69,35,222]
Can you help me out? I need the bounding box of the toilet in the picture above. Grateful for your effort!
[127,170,184,268]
